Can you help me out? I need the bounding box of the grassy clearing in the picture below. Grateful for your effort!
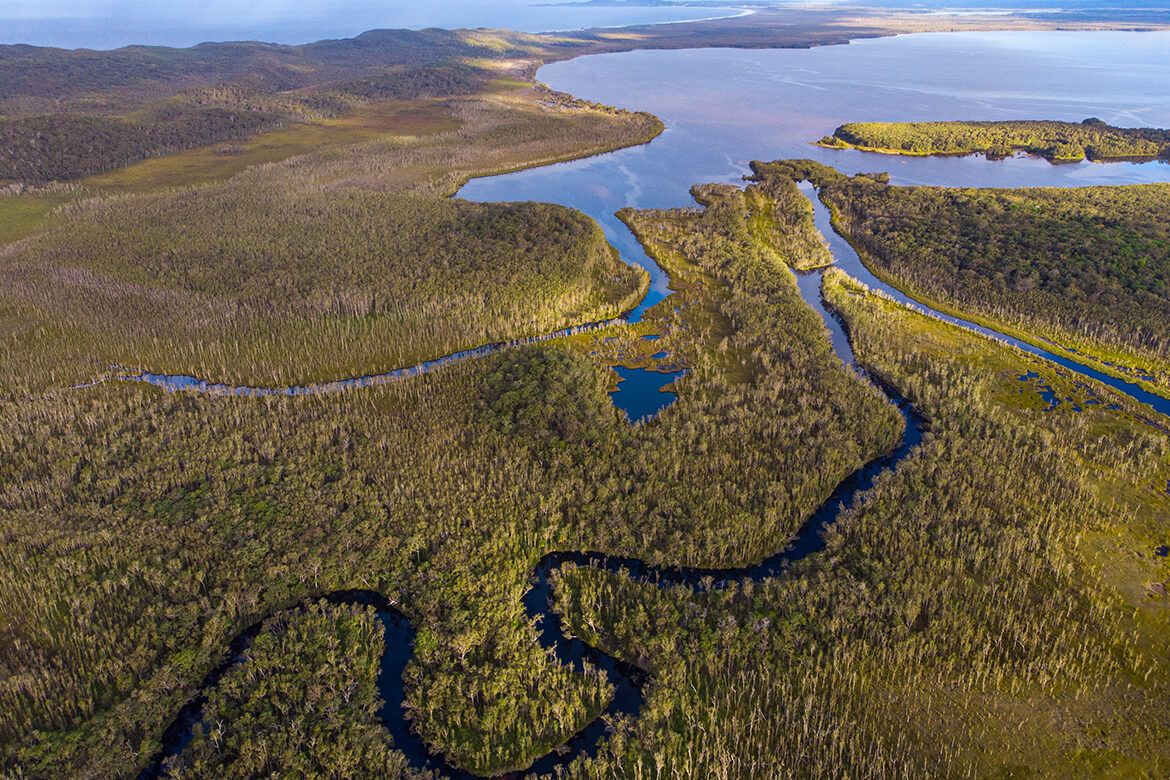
[0,186,79,246]
[0,82,664,392]
[0,180,645,389]
[82,101,462,194]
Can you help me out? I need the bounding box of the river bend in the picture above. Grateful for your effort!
[132,30,1170,776]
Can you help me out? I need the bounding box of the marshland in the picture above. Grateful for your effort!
[2,13,1170,780]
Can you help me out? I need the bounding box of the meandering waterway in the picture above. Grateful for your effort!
[138,30,1170,777]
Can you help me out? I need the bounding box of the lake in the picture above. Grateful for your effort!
[461,31,1170,416]
[464,31,1170,212]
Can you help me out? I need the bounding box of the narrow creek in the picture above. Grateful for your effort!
[795,182,1170,420]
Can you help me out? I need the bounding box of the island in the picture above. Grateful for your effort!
[818,118,1170,163]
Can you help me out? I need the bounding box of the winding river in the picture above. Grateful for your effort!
[141,389,924,779]
[137,30,1170,777]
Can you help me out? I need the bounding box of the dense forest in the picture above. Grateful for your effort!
[173,601,409,778]
[0,28,519,182]
[0,170,904,776]
[783,161,1170,394]
[820,118,1170,162]
[0,107,284,182]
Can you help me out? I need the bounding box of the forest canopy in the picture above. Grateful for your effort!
[778,160,1170,392]
[819,118,1170,162]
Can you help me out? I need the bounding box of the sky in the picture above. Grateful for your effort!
[6,0,1169,50]
[0,0,747,49]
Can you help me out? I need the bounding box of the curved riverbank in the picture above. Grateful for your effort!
[794,182,1170,422]
[139,387,924,779]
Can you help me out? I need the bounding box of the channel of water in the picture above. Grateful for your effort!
[136,31,1170,777]
[134,150,1162,780]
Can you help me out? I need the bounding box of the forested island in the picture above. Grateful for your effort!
[819,118,1170,162]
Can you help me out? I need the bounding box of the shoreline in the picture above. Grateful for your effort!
[7,4,1169,55]
[539,6,757,34]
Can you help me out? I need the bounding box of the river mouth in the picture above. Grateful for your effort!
[461,31,1170,418]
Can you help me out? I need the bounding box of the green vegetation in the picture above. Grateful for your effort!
[0,184,79,245]
[606,178,902,562]
[172,601,408,778]
[6,15,1170,778]
[819,118,1170,162]
[793,161,1170,394]
[0,359,613,777]
[0,102,285,183]
[730,174,832,271]
[551,266,1170,778]
[0,169,902,777]
[1,177,645,387]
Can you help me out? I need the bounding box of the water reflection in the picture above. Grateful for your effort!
[461,31,1170,415]
[463,32,1170,218]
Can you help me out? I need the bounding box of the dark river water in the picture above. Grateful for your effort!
[141,31,1170,778]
